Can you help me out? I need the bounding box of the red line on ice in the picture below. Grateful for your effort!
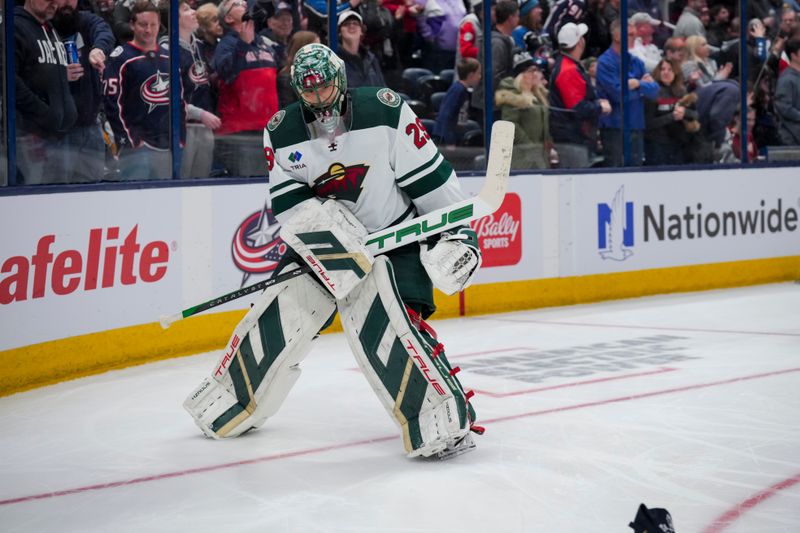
[701,472,800,533]
[1,367,797,507]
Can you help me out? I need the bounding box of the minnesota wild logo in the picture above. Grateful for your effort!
[377,88,401,108]
[312,162,369,203]
[267,110,286,131]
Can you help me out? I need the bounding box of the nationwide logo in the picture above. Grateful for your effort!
[312,162,369,203]
[231,203,287,286]
[598,186,634,261]
[0,225,170,304]
[471,193,522,267]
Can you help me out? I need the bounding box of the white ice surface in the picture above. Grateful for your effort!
[1,283,799,532]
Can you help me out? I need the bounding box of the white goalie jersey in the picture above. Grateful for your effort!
[264,87,468,231]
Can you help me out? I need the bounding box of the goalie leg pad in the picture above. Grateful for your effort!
[338,256,472,457]
[184,268,336,438]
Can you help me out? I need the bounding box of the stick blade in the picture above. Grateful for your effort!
[478,120,515,212]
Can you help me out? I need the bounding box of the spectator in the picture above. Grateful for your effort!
[774,38,800,145]
[682,35,732,90]
[496,51,552,168]
[53,0,115,183]
[110,0,135,44]
[337,10,386,88]
[472,0,518,114]
[549,22,611,167]
[751,75,783,150]
[416,0,467,73]
[663,36,687,66]
[434,57,482,147]
[277,30,320,109]
[695,78,740,159]
[213,0,280,176]
[730,106,758,161]
[629,12,662,73]
[644,59,698,165]
[304,0,362,40]
[544,0,587,46]
[513,0,544,51]
[90,0,119,40]
[103,0,185,180]
[596,18,659,166]
[707,4,730,47]
[259,2,294,70]
[600,0,617,26]
[196,3,223,69]
[583,56,598,86]
[584,0,612,58]
[628,0,668,45]
[673,0,706,39]
[178,0,221,178]
[454,0,490,78]
[747,18,770,84]
[384,0,422,70]
[14,0,78,184]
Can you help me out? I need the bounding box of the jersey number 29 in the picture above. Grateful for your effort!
[406,118,431,149]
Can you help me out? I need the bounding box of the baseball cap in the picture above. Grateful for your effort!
[557,22,588,48]
[519,0,539,17]
[274,1,292,13]
[337,9,362,26]
[629,12,661,25]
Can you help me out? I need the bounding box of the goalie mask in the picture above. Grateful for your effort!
[291,43,348,133]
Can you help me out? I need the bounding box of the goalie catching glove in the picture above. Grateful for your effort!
[420,226,482,295]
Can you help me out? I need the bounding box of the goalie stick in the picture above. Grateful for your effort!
[159,120,514,329]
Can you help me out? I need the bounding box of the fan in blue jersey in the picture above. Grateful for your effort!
[102,0,186,180]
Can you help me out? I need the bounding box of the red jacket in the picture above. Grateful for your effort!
[214,32,279,135]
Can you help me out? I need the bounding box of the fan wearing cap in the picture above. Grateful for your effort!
[629,12,662,72]
[495,51,552,169]
[548,22,611,168]
[596,18,659,166]
[337,9,386,88]
[258,2,294,68]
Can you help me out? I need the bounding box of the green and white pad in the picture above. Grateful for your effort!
[338,256,471,457]
[184,267,336,438]
[280,199,374,300]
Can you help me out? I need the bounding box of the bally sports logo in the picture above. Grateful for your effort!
[231,204,287,286]
[471,193,522,267]
[0,225,170,304]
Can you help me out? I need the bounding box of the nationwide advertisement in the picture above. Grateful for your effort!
[566,167,800,276]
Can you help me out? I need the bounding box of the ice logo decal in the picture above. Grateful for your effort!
[231,204,288,286]
[597,186,634,261]
[141,70,170,112]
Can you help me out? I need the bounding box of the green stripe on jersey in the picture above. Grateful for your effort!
[398,157,454,200]
[271,182,314,216]
[268,103,310,150]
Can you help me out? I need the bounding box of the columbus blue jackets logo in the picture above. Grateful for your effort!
[312,163,369,203]
[232,204,288,286]
[141,71,170,112]
[188,61,208,87]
